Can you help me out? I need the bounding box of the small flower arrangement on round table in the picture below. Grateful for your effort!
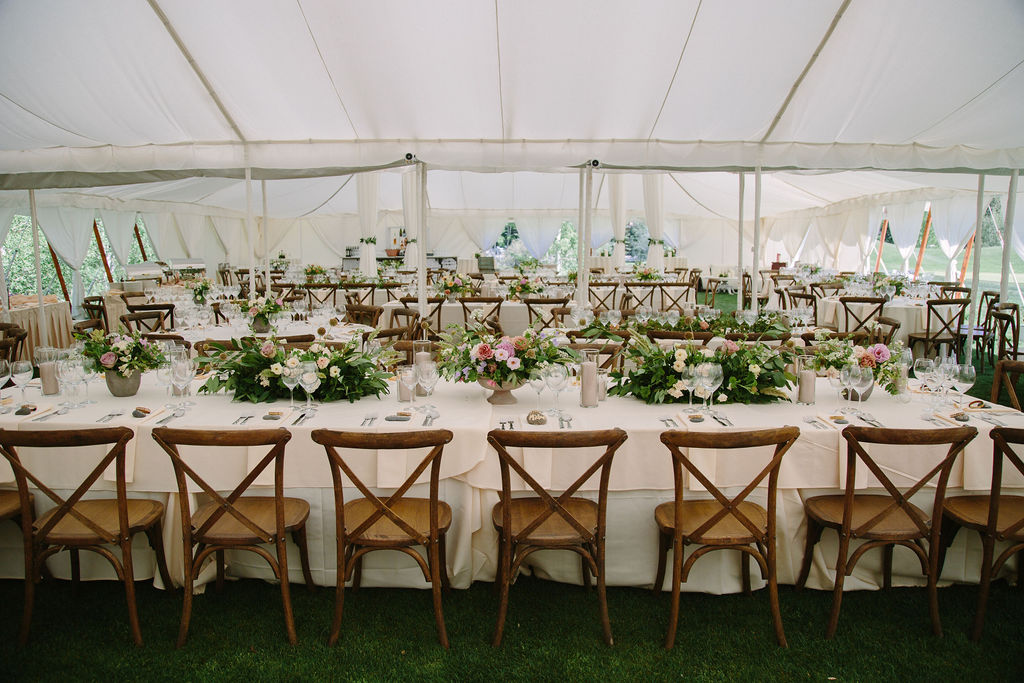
[433,272,473,300]
[191,277,213,305]
[238,296,287,334]
[506,276,545,301]
[77,328,167,397]
[633,265,664,282]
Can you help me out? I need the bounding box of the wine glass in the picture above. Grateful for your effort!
[702,363,723,413]
[952,364,976,408]
[839,363,859,413]
[826,367,844,404]
[606,309,622,327]
[155,361,175,408]
[0,360,9,405]
[635,305,652,326]
[397,365,418,408]
[680,364,699,413]
[11,360,33,405]
[852,366,874,413]
[171,357,196,411]
[417,361,439,402]
[544,364,568,416]
[79,356,98,405]
[299,360,321,414]
[281,366,300,408]
[529,368,546,411]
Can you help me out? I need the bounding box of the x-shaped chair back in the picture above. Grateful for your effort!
[400,297,446,337]
[342,283,375,305]
[839,296,886,333]
[121,310,166,333]
[567,341,627,371]
[992,359,1024,410]
[840,425,975,541]
[985,428,1024,543]
[311,429,454,552]
[660,283,692,312]
[688,269,702,290]
[388,306,421,339]
[659,427,799,545]
[152,428,292,548]
[810,281,844,300]
[624,283,659,308]
[459,296,503,327]
[304,283,340,308]
[924,297,969,343]
[377,282,404,302]
[941,285,972,299]
[994,303,1020,361]
[523,297,569,328]
[0,427,135,548]
[345,304,383,327]
[486,428,627,549]
[587,283,618,311]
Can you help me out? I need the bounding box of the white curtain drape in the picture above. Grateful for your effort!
[37,206,93,309]
[210,216,248,266]
[174,213,209,259]
[401,171,420,269]
[98,210,137,268]
[929,197,977,279]
[307,216,354,259]
[643,174,665,270]
[0,207,18,309]
[142,212,186,260]
[517,217,560,258]
[884,201,928,271]
[609,175,627,269]
[357,172,379,277]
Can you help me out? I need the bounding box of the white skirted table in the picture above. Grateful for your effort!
[4,299,74,358]
[0,374,1019,596]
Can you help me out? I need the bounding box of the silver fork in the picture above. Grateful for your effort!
[97,410,124,423]
[233,414,255,425]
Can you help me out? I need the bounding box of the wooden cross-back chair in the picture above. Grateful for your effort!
[387,306,421,340]
[703,278,721,308]
[623,282,660,309]
[376,282,404,302]
[991,359,1024,409]
[871,315,902,346]
[660,283,692,312]
[72,318,105,336]
[82,296,109,333]
[120,310,166,334]
[939,427,1024,641]
[773,288,790,310]
[486,428,628,647]
[796,425,977,639]
[311,428,455,648]
[645,330,714,349]
[810,281,844,300]
[741,273,769,310]
[341,283,375,306]
[522,297,569,329]
[587,283,618,312]
[151,427,314,647]
[458,296,503,333]
[0,326,28,362]
[345,304,383,328]
[940,285,972,299]
[399,297,446,339]
[838,296,886,334]
[121,295,176,330]
[566,341,627,371]
[389,340,443,368]
[957,291,999,369]
[906,298,970,360]
[786,290,830,329]
[304,283,340,308]
[0,427,171,646]
[991,302,1021,362]
[654,427,800,648]
[687,269,702,291]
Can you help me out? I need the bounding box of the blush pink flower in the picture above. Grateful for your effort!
[722,340,740,354]
[316,356,329,369]
[870,343,891,363]
[472,342,493,360]
[260,341,276,358]
[99,351,117,368]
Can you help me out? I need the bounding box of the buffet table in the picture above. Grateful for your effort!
[0,374,1018,596]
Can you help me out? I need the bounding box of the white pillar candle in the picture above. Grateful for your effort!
[797,369,816,405]
[580,360,598,408]
[39,361,59,395]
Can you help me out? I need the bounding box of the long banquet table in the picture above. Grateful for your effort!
[0,374,1020,595]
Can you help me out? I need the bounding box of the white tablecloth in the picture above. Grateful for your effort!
[0,376,1019,595]
[381,300,532,336]
[819,297,942,348]
[4,300,74,357]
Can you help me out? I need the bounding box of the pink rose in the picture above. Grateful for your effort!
[722,340,740,354]
[859,356,877,369]
[99,351,117,368]
[275,298,284,306]
[473,342,493,360]
[871,344,890,363]
[316,356,329,369]
[699,320,710,330]
[260,341,276,358]
[249,309,257,317]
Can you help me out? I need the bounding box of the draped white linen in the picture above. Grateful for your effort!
[257,218,297,259]
[642,175,665,270]
[929,197,978,279]
[209,216,248,267]
[357,173,379,277]
[174,213,209,259]
[884,201,928,271]
[307,215,354,259]
[608,175,627,270]
[401,171,420,269]
[141,212,186,260]
[834,208,872,274]
[516,216,559,259]
[36,206,93,309]
[0,207,18,308]
[98,210,138,268]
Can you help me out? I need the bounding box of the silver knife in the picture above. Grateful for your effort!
[291,412,308,425]
[711,414,729,427]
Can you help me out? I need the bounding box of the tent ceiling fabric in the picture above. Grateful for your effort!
[0,0,1022,182]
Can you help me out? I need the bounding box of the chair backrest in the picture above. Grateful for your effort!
[0,427,135,546]
[646,330,714,348]
[341,283,375,305]
[125,301,175,329]
[567,341,627,371]
[0,326,28,362]
[623,282,659,308]
[993,302,1020,361]
[345,304,383,327]
[774,288,790,310]
[839,425,976,540]
[587,283,618,311]
[304,283,340,308]
[924,298,969,341]
[73,318,105,335]
[978,291,1000,328]
[704,278,720,307]
[985,428,1024,542]
[660,283,692,312]
[991,359,1024,409]
[390,340,443,368]
[659,427,799,541]
[141,333,191,349]
[152,427,292,546]
[787,290,818,320]
[82,296,109,332]
[193,338,241,357]
[311,429,454,547]
[839,296,886,333]
[522,297,569,328]
[376,282,404,302]
[810,281,844,300]
[873,316,901,346]
[940,285,972,299]
[388,306,421,339]
[458,296,502,327]
[120,310,166,333]
[399,297,445,337]
[486,428,627,546]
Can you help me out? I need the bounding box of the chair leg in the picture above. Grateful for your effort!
[428,539,449,649]
[652,529,671,595]
[937,517,961,580]
[215,549,225,592]
[1017,548,1024,590]
[767,542,788,648]
[327,540,346,647]
[664,534,685,650]
[825,533,851,639]
[121,539,143,647]
[596,539,613,647]
[882,544,894,590]
[276,537,298,646]
[146,521,174,590]
[292,525,315,592]
[438,534,451,591]
[927,544,943,638]
[177,552,195,648]
[70,548,81,591]
[970,537,996,641]
[741,550,752,596]
[352,550,364,591]
[492,536,513,647]
[18,546,37,647]
[796,518,823,589]
[581,544,592,592]
[493,535,503,594]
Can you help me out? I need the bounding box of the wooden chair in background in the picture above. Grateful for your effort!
[345,304,383,328]
[120,310,166,334]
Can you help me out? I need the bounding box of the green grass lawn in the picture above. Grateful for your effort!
[880,245,1024,307]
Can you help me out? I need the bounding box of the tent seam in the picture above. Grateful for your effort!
[295,0,360,139]
[647,0,702,140]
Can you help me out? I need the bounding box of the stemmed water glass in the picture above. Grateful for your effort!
[635,305,652,326]
[952,363,976,408]
[171,357,196,411]
[397,365,418,408]
[852,366,874,414]
[0,360,9,405]
[698,363,723,414]
[544,364,568,416]
[79,356,98,405]
[282,367,300,408]
[417,361,439,401]
[680,365,699,413]
[299,361,321,414]
[156,360,175,408]
[839,363,859,413]
[11,360,32,405]
[913,358,936,415]
[529,368,546,412]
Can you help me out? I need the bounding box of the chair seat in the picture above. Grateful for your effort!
[344,497,452,546]
[492,497,597,546]
[805,494,929,540]
[907,333,956,343]
[34,498,164,545]
[655,500,767,545]
[944,495,1024,540]
[192,496,310,544]
[0,490,25,520]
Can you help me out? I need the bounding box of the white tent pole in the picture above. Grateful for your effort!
[581,163,593,309]
[989,204,1024,307]
[752,166,762,316]
[968,174,985,364]
[245,165,255,303]
[737,172,745,308]
[417,163,428,319]
[28,189,48,346]
[576,167,586,307]
[1000,170,1019,301]
[261,179,270,297]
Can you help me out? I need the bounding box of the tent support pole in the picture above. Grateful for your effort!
[94,219,113,283]
[752,166,762,316]
[28,189,47,346]
[967,175,986,364]
[245,164,256,303]
[261,179,270,298]
[873,219,888,273]
[912,207,932,280]
[990,203,1024,306]
[417,163,428,320]
[134,222,148,261]
[959,235,974,285]
[581,164,593,308]
[576,167,585,307]
[1000,170,1018,301]
[737,172,745,306]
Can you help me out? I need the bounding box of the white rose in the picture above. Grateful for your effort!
[674,349,686,362]
[717,393,727,402]
[672,360,686,373]
[667,387,683,398]
[285,357,299,368]
[329,366,340,378]
[316,356,329,369]
[749,364,761,376]
[672,379,686,391]
[270,363,283,375]
[310,343,323,354]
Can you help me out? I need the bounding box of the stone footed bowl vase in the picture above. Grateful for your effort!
[478,378,523,405]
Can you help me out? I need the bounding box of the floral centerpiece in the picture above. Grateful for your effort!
[634,265,664,282]
[77,328,167,397]
[191,277,213,305]
[304,263,330,283]
[808,332,905,395]
[239,295,287,333]
[197,335,398,403]
[271,251,289,270]
[433,272,473,299]
[507,276,545,300]
[437,320,576,403]
[870,272,909,297]
[610,335,794,405]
